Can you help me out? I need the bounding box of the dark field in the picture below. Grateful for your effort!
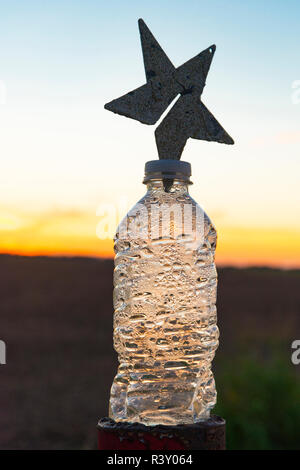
[0,254,299,449]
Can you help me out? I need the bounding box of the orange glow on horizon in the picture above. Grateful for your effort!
[216,226,300,268]
[0,240,114,259]
[0,208,299,268]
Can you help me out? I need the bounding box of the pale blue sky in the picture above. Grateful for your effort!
[0,0,299,231]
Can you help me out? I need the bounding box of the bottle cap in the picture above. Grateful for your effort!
[143,159,191,184]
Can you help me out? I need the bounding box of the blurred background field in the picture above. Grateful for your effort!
[0,254,299,450]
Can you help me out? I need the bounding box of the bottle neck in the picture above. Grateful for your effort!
[145,179,190,194]
[143,160,192,192]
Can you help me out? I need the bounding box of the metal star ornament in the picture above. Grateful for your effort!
[105,19,234,160]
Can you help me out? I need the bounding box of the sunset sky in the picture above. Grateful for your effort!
[0,0,299,267]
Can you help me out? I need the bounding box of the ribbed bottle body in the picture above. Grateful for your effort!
[109,180,218,425]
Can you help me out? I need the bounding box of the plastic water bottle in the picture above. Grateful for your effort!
[109,160,219,425]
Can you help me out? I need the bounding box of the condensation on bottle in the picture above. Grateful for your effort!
[109,162,219,426]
